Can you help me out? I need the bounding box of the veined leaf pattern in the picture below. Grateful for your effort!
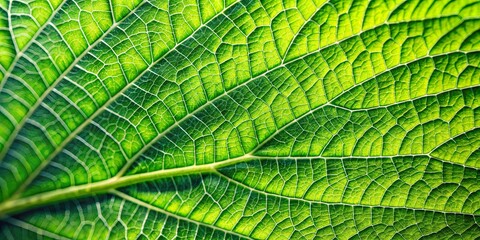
[0,0,479,239]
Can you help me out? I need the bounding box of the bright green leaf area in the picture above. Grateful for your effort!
[0,0,479,238]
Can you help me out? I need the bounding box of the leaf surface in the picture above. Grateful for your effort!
[0,0,479,239]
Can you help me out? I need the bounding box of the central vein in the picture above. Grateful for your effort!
[0,154,254,218]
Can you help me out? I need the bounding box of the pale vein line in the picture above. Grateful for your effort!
[2,51,478,218]
[0,154,252,217]
[0,5,478,227]
[1,153,479,218]
[6,0,242,200]
[110,190,253,240]
[247,55,480,157]
[0,0,148,160]
[214,170,480,217]
[114,37,479,181]
[0,0,68,91]
[4,217,70,240]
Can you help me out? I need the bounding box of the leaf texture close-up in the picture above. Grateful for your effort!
[0,0,480,239]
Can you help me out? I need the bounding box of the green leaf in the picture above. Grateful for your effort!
[0,0,479,238]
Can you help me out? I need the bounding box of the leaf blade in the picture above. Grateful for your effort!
[0,0,479,238]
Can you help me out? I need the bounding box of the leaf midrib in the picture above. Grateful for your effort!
[2,153,479,220]
[6,10,467,166]
[21,15,474,195]
[10,44,476,206]
[0,6,478,221]
[0,154,253,218]
[5,45,477,215]
[5,0,242,200]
